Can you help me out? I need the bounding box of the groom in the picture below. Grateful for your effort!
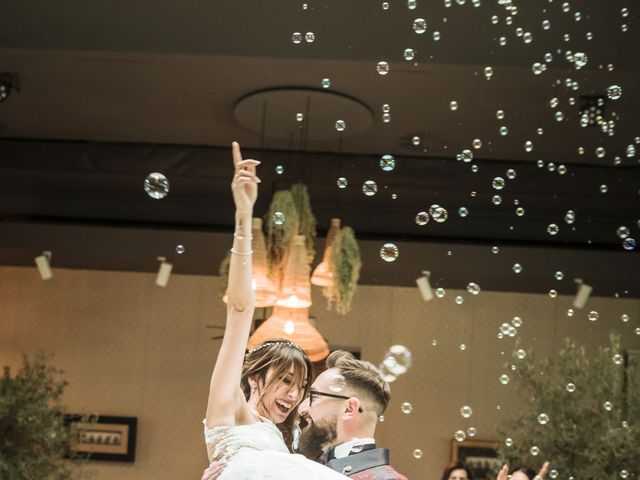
[201,350,406,479]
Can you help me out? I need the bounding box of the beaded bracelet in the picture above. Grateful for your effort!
[230,248,253,255]
[233,233,253,240]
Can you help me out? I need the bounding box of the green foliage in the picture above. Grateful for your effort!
[265,189,300,284]
[497,334,640,480]
[324,227,361,315]
[0,353,86,480]
[290,184,316,264]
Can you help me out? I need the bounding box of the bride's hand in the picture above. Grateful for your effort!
[497,464,509,480]
[231,142,260,214]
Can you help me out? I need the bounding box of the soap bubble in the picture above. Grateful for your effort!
[362,180,377,196]
[144,172,170,199]
[380,243,399,262]
[413,18,427,34]
[460,405,473,418]
[401,402,413,414]
[376,61,390,75]
[415,211,430,225]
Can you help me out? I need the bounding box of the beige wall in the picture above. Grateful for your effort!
[1,266,638,479]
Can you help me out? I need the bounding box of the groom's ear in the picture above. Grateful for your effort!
[343,397,361,419]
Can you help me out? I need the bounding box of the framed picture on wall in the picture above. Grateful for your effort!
[66,415,137,462]
[451,439,501,480]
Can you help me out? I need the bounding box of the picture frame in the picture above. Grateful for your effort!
[66,415,137,462]
[451,439,500,480]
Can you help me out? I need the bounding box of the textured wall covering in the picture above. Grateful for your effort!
[1,266,638,479]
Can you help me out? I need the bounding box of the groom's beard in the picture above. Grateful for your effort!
[297,414,338,463]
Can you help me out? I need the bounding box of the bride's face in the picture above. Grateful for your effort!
[256,366,306,424]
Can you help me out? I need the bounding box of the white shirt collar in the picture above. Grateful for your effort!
[333,437,376,459]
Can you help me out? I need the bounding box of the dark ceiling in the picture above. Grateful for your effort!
[0,0,639,299]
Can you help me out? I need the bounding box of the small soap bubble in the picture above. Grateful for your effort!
[403,48,415,61]
[380,154,396,171]
[617,226,630,239]
[623,238,636,251]
[492,177,505,190]
[335,120,346,132]
[588,311,599,321]
[460,405,473,418]
[435,287,446,298]
[484,66,494,80]
[273,211,286,225]
[512,316,523,328]
[454,430,466,442]
[433,31,441,41]
[144,172,170,199]
[467,282,481,295]
[512,263,523,274]
[176,245,185,255]
[566,382,576,392]
[401,402,413,414]
[516,207,525,216]
[321,78,331,88]
[450,101,459,111]
[305,32,315,43]
[603,401,613,411]
[600,184,608,193]
[473,139,482,149]
[413,18,427,34]
[416,211,430,225]
[537,413,550,425]
[567,308,575,317]
[430,206,449,223]
[459,343,466,351]
[467,427,477,437]
[380,243,399,262]
[376,61,390,75]
[620,471,629,479]
[555,271,564,280]
[549,470,559,479]
[499,126,509,136]
[525,140,534,152]
[337,177,348,189]
[565,210,576,224]
[413,449,423,459]
[492,195,502,205]
[547,224,559,235]
[530,446,540,456]
[499,374,510,385]
[458,207,469,218]
[612,354,624,365]
[362,180,378,196]
[291,32,302,44]
[455,296,464,305]
[275,165,285,175]
[515,348,526,360]
[412,136,421,146]
[621,314,630,323]
[505,437,514,447]
[496,109,505,119]
[607,85,622,100]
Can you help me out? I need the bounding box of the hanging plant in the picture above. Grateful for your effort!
[290,183,317,265]
[323,226,361,315]
[266,190,300,286]
[0,353,93,480]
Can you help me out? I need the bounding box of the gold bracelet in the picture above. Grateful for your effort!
[230,248,253,255]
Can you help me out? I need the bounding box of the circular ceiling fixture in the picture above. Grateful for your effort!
[234,88,373,142]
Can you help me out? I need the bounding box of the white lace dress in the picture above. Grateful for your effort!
[203,418,347,479]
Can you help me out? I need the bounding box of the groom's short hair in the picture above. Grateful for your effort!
[326,350,391,416]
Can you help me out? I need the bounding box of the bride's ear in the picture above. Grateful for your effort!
[248,375,260,394]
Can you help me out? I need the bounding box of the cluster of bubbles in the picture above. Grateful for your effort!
[378,345,412,382]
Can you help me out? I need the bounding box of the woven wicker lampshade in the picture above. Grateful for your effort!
[311,218,341,287]
[222,218,278,307]
[247,306,329,362]
[276,235,312,308]
[250,218,278,307]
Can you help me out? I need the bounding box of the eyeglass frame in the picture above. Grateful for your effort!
[307,389,364,413]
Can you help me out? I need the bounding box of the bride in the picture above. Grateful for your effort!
[203,142,346,479]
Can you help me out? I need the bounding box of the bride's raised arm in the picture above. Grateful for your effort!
[205,142,261,428]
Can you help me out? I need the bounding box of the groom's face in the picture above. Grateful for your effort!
[297,368,342,461]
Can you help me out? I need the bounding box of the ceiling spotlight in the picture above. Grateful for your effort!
[573,278,593,309]
[0,73,15,103]
[34,251,53,280]
[155,256,173,287]
[415,270,433,302]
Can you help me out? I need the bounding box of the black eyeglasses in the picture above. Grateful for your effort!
[308,389,363,413]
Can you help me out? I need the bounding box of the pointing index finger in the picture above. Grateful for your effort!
[232,142,243,169]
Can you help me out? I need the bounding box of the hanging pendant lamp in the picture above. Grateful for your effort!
[247,306,329,362]
[311,218,341,287]
[276,235,312,308]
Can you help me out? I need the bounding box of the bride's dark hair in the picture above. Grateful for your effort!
[242,339,313,450]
